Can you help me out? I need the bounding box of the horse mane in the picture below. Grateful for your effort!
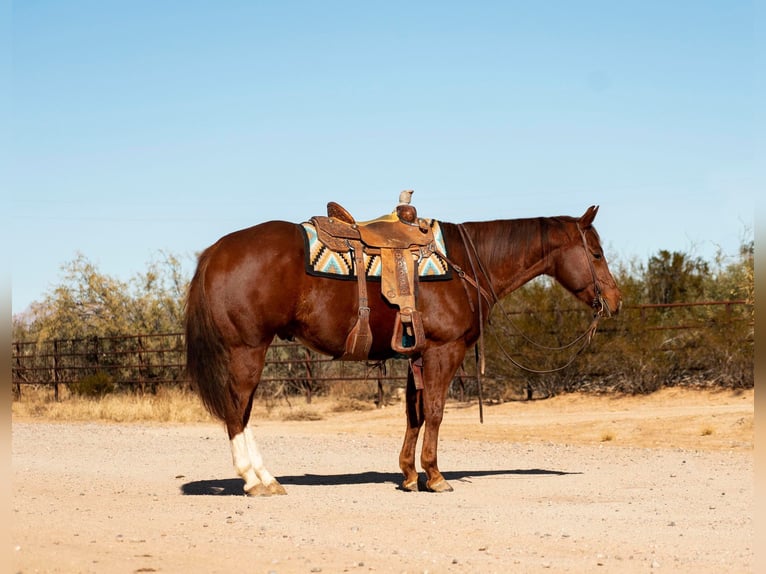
[458,216,572,271]
[452,214,602,291]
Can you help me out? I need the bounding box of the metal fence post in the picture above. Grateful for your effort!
[53,339,60,402]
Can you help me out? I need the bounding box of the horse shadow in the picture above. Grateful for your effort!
[180,468,580,496]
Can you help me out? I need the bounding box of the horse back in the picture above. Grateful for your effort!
[190,219,480,358]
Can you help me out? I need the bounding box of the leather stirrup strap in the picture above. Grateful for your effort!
[409,357,425,390]
[341,240,373,360]
[383,248,426,355]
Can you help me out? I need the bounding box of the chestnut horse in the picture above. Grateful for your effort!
[185,205,621,495]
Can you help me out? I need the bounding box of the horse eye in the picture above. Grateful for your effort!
[592,252,603,260]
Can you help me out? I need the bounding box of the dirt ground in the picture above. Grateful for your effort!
[12,388,754,573]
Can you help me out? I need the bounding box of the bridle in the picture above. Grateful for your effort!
[576,222,612,318]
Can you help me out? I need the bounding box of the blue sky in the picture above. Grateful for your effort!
[9,1,762,315]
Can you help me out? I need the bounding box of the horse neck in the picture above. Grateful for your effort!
[458,217,561,299]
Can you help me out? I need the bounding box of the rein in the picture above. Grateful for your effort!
[494,223,608,355]
[442,223,606,420]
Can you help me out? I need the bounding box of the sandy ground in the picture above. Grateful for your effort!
[12,388,753,573]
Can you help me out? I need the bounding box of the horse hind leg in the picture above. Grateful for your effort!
[230,426,286,496]
[227,345,286,496]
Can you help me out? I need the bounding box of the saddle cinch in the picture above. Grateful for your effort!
[310,190,436,360]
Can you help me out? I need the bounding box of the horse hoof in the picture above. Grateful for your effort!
[245,483,272,497]
[246,481,287,497]
[427,479,454,493]
[401,479,419,492]
[267,481,287,496]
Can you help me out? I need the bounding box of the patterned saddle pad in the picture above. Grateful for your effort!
[301,221,451,281]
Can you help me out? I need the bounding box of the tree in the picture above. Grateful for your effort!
[21,253,134,341]
[14,251,190,342]
[129,251,188,333]
[706,241,754,304]
[645,250,709,304]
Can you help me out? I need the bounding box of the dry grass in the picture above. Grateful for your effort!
[11,386,384,424]
[11,386,754,455]
[330,397,376,413]
[12,386,215,424]
[281,407,324,422]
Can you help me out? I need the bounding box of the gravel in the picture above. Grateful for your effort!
[12,405,753,573]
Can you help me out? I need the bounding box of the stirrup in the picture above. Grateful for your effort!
[391,308,426,355]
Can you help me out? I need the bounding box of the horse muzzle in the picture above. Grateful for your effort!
[593,294,621,318]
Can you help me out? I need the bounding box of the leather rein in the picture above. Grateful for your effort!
[433,223,608,421]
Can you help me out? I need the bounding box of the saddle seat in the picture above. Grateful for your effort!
[316,201,434,251]
[309,192,435,360]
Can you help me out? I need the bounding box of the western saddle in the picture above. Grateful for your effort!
[310,190,436,360]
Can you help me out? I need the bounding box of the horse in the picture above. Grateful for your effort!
[184,204,621,495]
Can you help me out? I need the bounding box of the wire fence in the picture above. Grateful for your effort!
[11,333,413,402]
[12,300,753,401]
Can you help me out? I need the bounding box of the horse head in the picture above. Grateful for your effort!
[552,205,622,317]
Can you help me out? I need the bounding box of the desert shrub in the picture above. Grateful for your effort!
[331,397,376,412]
[69,372,115,398]
[12,242,753,403]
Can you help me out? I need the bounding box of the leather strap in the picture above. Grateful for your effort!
[340,240,373,360]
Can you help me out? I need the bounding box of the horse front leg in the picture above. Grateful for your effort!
[227,345,286,496]
[419,343,467,493]
[398,361,424,491]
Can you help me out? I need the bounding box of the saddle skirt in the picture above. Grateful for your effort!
[301,220,451,280]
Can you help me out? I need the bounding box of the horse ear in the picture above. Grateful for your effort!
[580,205,599,228]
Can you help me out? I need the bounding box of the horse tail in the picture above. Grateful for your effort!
[184,244,231,422]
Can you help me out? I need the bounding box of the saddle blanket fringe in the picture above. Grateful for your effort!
[301,221,451,281]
